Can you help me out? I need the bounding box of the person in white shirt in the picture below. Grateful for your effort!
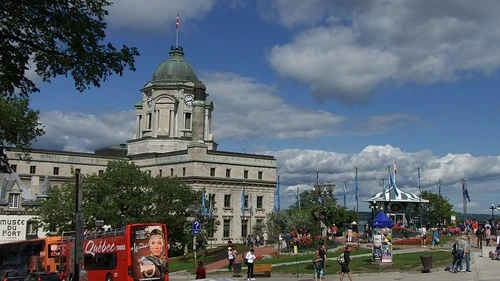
[421,227,427,247]
[227,247,235,271]
[245,248,256,280]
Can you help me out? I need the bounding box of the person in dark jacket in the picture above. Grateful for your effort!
[339,245,354,281]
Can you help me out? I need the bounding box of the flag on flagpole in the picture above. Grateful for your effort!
[176,11,179,29]
[354,171,359,203]
[274,179,280,212]
[343,181,347,207]
[462,181,471,202]
[208,196,213,219]
[297,187,301,209]
[241,188,246,217]
[393,159,397,184]
[249,194,254,217]
[201,189,207,217]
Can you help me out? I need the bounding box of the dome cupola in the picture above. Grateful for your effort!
[151,46,198,84]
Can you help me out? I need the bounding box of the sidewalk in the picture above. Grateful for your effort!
[171,243,500,281]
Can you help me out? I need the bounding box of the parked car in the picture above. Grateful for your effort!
[23,272,61,281]
[0,269,26,281]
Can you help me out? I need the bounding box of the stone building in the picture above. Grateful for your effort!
[6,46,277,244]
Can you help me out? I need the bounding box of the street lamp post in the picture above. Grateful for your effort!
[490,204,497,224]
[314,171,335,246]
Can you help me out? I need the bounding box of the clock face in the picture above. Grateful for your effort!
[184,94,194,107]
[147,95,153,107]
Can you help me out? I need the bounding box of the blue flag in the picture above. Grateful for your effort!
[343,181,347,207]
[462,181,471,202]
[201,189,207,217]
[241,188,246,217]
[297,187,301,209]
[208,196,213,219]
[249,194,254,217]
[274,180,280,212]
[355,174,359,203]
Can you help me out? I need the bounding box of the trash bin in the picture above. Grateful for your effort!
[232,262,242,277]
[420,256,432,273]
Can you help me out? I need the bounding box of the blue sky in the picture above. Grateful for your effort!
[27,0,500,215]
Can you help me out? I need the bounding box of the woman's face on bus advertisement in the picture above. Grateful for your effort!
[149,235,164,256]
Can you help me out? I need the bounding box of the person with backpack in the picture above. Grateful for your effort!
[338,245,354,281]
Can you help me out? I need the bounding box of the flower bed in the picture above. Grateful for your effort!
[392,237,430,245]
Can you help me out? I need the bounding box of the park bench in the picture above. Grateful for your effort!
[253,263,272,277]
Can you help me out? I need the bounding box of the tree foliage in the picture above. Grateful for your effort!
[1,0,139,98]
[0,97,43,172]
[421,190,454,225]
[0,0,139,162]
[36,160,202,256]
[266,189,356,240]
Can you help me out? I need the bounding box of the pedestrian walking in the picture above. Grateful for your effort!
[338,245,354,281]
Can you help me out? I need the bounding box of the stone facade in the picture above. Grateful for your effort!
[6,46,277,244]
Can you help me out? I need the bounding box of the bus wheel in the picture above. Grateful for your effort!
[105,274,113,281]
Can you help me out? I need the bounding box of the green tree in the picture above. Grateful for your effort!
[421,190,454,226]
[36,160,202,256]
[1,0,139,163]
[0,97,43,172]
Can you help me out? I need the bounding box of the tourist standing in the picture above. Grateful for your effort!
[227,247,235,271]
[421,226,427,247]
[245,248,256,281]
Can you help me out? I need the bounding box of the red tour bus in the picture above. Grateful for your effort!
[59,223,168,281]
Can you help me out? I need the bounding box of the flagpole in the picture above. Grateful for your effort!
[438,179,442,231]
[355,167,359,225]
[176,10,179,48]
[418,167,422,229]
[343,180,347,225]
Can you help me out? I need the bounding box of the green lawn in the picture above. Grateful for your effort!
[271,250,452,275]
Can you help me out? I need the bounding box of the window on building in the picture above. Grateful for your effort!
[243,170,248,179]
[256,219,263,225]
[223,219,231,238]
[226,169,231,178]
[257,196,263,209]
[53,167,59,175]
[185,113,192,130]
[10,164,16,172]
[30,165,36,174]
[8,193,20,208]
[241,219,248,238]
[27,221,38,236]
[210,168,216,177]
[244,195,249,208]
[159,169,162,177]
[148,170,151,175]
[98,170,104,175]
[147,113,152,129]
[170,168,174,177]
[75,168,81,174]
[224,195,231,208]
[182,167,186,176]
[258,171,263,180]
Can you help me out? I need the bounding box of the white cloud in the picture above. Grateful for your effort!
[267,145,500,214]
[265,0,500,104]
[106,0,216,32]
[36,110,136,153]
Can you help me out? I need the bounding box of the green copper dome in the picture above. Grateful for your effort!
[151,46,198,84]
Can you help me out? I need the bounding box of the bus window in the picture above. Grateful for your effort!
[83,253,117,270]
